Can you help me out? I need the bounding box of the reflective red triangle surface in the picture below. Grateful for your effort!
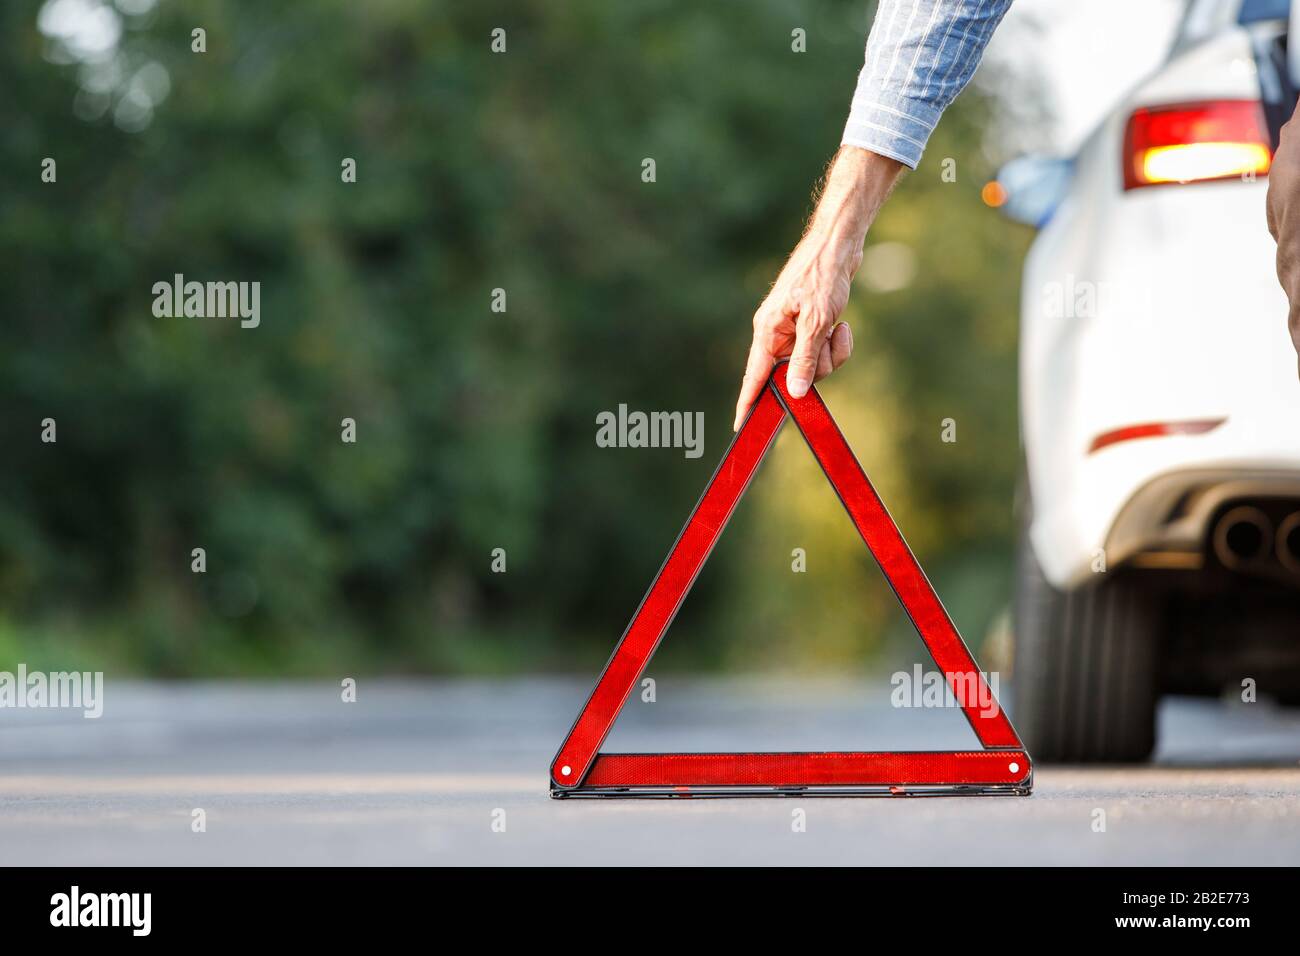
[551,361,1031,797]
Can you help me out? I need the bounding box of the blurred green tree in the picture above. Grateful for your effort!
[0,0,1029,675]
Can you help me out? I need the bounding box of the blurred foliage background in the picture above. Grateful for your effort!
[0,0,1031,676]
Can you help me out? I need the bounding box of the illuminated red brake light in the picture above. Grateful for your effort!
[1122,100,1271,190]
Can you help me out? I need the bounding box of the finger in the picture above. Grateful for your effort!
[814,337,834,382]
[734,336,775,431]
[829,321,853,371]
[813,322,853,382]
[785,308,828,399]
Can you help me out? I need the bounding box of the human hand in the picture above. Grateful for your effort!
[734,236,857,431]
[733,147,903,430]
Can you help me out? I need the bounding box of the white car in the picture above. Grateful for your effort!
[1001,0,1300,761]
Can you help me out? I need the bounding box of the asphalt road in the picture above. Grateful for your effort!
[1,677,1298,865]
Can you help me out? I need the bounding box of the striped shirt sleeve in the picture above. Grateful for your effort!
[842,0,1014,169]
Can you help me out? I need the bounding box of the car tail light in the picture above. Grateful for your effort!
[1088,418,1226,454]
[1122,100,1271,190]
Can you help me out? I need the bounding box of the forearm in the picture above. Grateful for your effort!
[801,146,905,271]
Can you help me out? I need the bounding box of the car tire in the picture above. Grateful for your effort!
[1012,510,1159,762]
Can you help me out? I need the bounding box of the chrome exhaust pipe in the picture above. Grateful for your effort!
[1212,506,1272,570]
[1276,512,1300,574]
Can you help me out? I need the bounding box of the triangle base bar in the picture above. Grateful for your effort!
[552,750,1032,798]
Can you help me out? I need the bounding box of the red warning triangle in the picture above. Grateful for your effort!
[551,361,1031,797]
